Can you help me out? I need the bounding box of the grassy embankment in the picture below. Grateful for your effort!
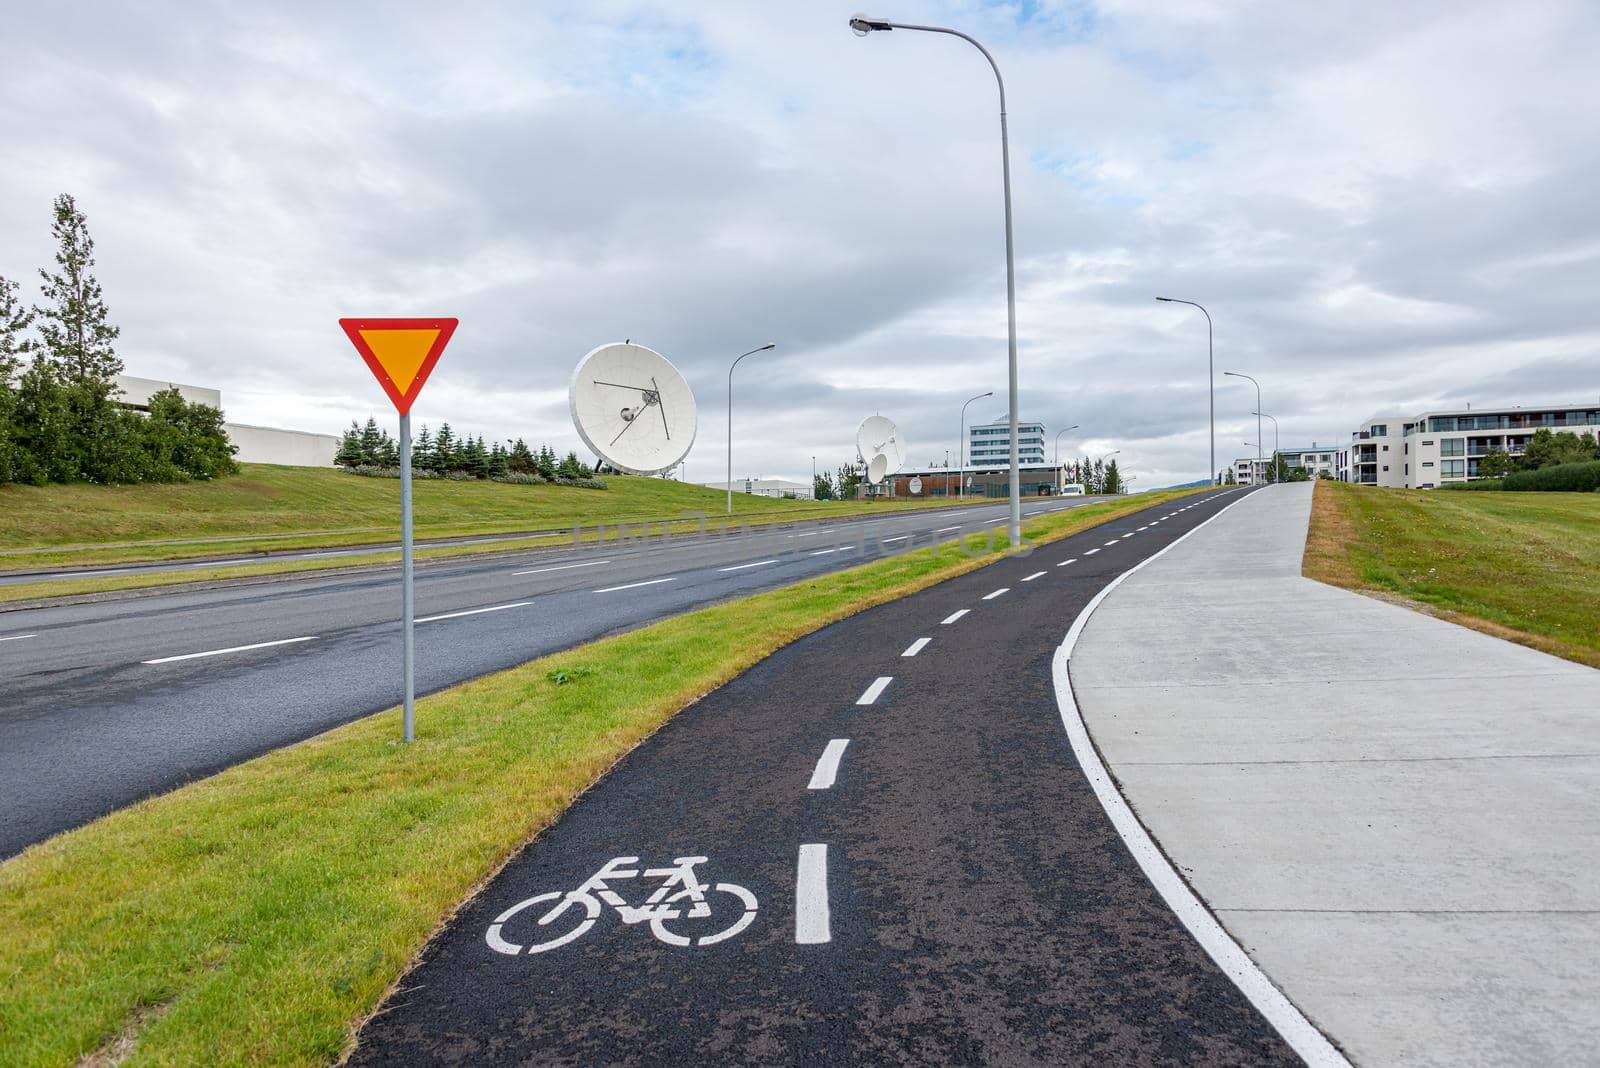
[0,465,978,603]
[1304,479,1600,668]
[0,487,1206,1067]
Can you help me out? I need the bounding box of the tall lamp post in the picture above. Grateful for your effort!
[1156,296,1215,485]
[1053,424,1079,465]
[727,342,777,514]
[1254,411,1279,482]
[851,14,1022,547]
[959,390,994,499]
[1225,370,1262,491]
[1095,448,1120,495]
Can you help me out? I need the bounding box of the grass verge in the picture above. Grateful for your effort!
[1304,480,1600,668]
[0,487,1205,1066]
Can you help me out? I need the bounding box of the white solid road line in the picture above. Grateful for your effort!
[795,844,831,944]
[983,588,1010,600]
[902,637,931,657]
[856,676,893,705]
[1085,548,1101,555]
[0,633,38,643]
[1050,491,1349,1068]
[513,559,611,576]
[593,577,675,593]
[416,601,532,623]
[718,559,778,572]
[941,609,970,625]
[1022,571,1047,582]
[1058,558,1077,567]
[143,635,317,665]
[807,739,850,790]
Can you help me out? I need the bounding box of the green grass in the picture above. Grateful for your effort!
[0,488,1205,1067]
[1304,480,1600,668]
[0,464,972,569]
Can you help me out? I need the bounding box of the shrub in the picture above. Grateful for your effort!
[1440,478,1503,491]
[1501,459,1600,493]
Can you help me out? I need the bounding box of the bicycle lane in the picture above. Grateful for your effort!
[350,489,1300,1065]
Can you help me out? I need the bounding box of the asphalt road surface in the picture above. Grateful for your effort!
[349,487,1298,1066]
[0,496,1100,858]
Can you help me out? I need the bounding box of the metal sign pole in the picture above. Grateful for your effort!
[399,411,415,742]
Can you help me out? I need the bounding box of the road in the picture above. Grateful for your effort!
[347,487,1301,1065]
[0,496,1100,859]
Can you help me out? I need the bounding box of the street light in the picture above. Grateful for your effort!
[851,14,1023,547]
[1156,297,1215,485]
[727,342,777,514]
[1253,410,1279,482]
[1224,370,1262,493]
[1242,440,1263,484]
[959,390,993,500]
[1053,424,1079,465]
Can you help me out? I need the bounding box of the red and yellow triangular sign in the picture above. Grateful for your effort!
[339,317,457,415]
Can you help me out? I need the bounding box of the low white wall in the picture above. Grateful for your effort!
[225,422,340,467]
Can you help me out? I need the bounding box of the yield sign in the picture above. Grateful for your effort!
[339,317,458,415]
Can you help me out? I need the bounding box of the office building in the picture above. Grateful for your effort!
[966,419,1046,468]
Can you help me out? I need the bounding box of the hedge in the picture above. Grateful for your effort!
[1500,460,1600,492]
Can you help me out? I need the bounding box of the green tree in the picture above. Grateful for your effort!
[377,432,399,468]
[556,450,584,480]
[1478,448,1513,479]
[486,441,509,478]
[1102,458,1123,495]
[812,471,834,500]
[140,387,236,480]
[835,462,862,499]
[0,275,34,483]
[1517,429,1596,470]
[334,422,364,468]
[1224,467,1236,485]
[461,436,489,478]
[535,444,557,479]
[358,417,384,465]
[432,423,457,473]
[412,426,435,471]
[508,438,535,474]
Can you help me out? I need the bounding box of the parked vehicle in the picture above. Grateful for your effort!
[1060,483,1086,496]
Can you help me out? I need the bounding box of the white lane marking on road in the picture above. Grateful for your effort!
[856,676,893,705]
[881,535,909,543]
[416,601,532,623]
[1137,526,1148,531]
[810,546,853,556]
[941,609,970,625]
[594,577,675,593]
[0,633,38,643]
[1121,533,1135,539]
[718,559,778,572]
[982,587,1009,600]
[902,637,931,657]
[796,844,831,944]
[807,740,850,790]
[936,525,961,533]
[794,531,817,538]
[143,636,317,665]
[1022,571,1047,582]
[514,559,611,576]
[1057,558,1077,567]
[1050,492,1350,1068]
[1104,540,1120,546]
[1084,548,1101,555]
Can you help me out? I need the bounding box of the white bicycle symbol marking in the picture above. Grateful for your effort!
[486,855,759,955]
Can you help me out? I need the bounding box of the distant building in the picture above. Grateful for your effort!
[873,464,1071,498]
[114,375,340,467]
[1336,402,1600,488]
[700,478,814,500]
[966,418,1046,468]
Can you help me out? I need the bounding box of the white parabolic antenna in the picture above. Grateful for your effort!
[570,343,698,476]
[867,453,889,484]
[856,415,906,479]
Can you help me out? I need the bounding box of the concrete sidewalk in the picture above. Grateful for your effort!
[1069,483,1600,1067]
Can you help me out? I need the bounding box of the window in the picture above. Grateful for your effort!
[1440,438,1464,457]
[1382,444,1389,451]
[1422,440,1434,446]
[1371,424,1388,436]
[1422,461,1434,468]
[1442,459,1464,477]
[1382,465,1389,472]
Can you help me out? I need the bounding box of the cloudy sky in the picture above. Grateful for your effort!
[4,0,1598,488]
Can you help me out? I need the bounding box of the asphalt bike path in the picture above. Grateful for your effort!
[0,498,1085,858]
[350,487,1300,1065]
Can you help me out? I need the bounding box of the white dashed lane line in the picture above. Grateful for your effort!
[902,637,931,657]
[856,676,893,705]
[807,740,850,790]
[982,588,1010,600]
[513,559,611,576]
[143,636,317,665]
[1137,526,1148,531]
[0,633,37,643]
[1057,558,1077,567]
[594,577,675,593]
[1104,540,1120,547]
[1121,533,1135,539]
[1085,548,1101,555]
[1022,571,1047,582]
[810,546,855,556]
[795,844,831,944]
[718,559,778,572]
[941,609,970,625]
[416,601,531,623]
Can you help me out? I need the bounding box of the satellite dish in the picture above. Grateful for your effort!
[867,453,889,484]
[909,476,923,495]
[569,343,697,476]
[856,415,906,477]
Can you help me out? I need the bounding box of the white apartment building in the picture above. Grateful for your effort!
[1337,403,1600,488]
[967,418,1046,468]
